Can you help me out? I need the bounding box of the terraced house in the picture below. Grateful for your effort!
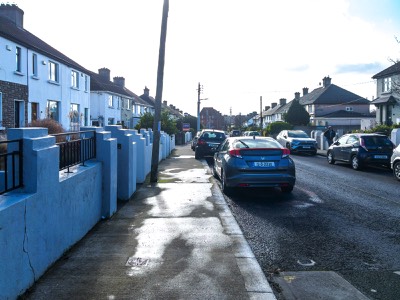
[0,4,91,131]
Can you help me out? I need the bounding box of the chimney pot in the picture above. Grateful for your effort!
[302,87,309,96]
[0,4,24,28]
[271,102,277,108]
[98,68,111,81]
[279,98,287,105]
[113,76,125,87]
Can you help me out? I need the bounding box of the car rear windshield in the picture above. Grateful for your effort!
[362,136,393,147]
[233,139,281,149]
[201,132,225,140]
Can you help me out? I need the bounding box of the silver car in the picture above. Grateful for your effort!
[213,136,296,194]
[391,143,400,181]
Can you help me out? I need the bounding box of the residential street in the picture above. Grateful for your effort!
[207,154,400,300]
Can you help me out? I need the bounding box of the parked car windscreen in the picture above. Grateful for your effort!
[288,131,309,138]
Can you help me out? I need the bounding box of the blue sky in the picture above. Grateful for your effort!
[10,0,400,116]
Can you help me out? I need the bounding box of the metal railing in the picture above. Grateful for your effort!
[0,139,23,194]
[51,131,96,172]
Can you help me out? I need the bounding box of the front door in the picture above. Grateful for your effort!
[14,100,25,128]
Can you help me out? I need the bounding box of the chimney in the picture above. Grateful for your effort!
[264,106,270,111]
[279,98,287,106]
[322,76,331,88]
[144,86,150,97]
[271,102,277,108]
[302,87,309,96]
[163,101,167,106]
[98,68,110,81]
[113,76,125,87]
[0,4,24,28]
[295,92,300,101]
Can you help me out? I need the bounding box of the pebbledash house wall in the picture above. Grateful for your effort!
[0,125,180,300]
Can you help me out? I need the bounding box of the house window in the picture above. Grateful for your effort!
[346,107,353,112]
[49,61,59,82]
[308,105,314,113]
[383,77,392,92]
[108,118,114,125]
[16,46,22,72]
[108,95,113,107]
[31,102,39,121]
[32,53,38,77]
[84,75,88,92]
[71,70,79,89]
[69,103,80,123]
[47,100,59,121]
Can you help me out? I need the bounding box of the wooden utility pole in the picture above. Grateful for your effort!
[150,0,169,182]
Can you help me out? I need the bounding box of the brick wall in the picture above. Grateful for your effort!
[0,80,28,129]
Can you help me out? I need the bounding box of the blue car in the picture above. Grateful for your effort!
[213,136,296,194]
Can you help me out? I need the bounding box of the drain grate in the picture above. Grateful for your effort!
[125,257,149,267]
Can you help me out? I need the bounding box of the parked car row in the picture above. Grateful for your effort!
[191,129,399,193]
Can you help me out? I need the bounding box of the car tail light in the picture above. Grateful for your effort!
[282,148,290,158]
[197,139,206,145]
[229,149,242,158]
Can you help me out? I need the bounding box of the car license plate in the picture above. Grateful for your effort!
[253,161,275,167]
[374,155,387,159]
[303,146,310,149]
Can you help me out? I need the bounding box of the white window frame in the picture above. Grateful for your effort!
[16,46,22,72]
[32,53,38,77]
[49,61,59,82]
[84,75,88,92]
[71,70,79,89]
[383,77,392,92]
[108,95,113,107]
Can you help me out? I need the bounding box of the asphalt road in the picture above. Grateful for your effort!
[206,154,400,300]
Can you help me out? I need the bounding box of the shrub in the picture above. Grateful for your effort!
[28,118,65,135]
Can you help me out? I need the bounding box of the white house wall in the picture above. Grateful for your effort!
[0,37,28,85]
[0,37,90,129]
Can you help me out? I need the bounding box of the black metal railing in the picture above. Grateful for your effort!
[51,131,96,172]
[0,139,23,194]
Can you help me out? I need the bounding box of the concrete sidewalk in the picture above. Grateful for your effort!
[23,144,276,299]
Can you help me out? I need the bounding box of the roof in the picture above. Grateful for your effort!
[370,95,399,105]
[372,61,400,79]
[262,104,283,116]
[299,84,369,105]
[318,110,375,118]
[0,14,88,73]
[88,71,147,105]
[139,92,156,108]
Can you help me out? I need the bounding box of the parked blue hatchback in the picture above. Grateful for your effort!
[213,136,296,194]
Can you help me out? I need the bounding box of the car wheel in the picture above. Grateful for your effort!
[281,185,294,193]
[195,149,201,159]
[221,170,232,195]
[351,155,361,170]
[393,161,400,181]
[327,151,335,164]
